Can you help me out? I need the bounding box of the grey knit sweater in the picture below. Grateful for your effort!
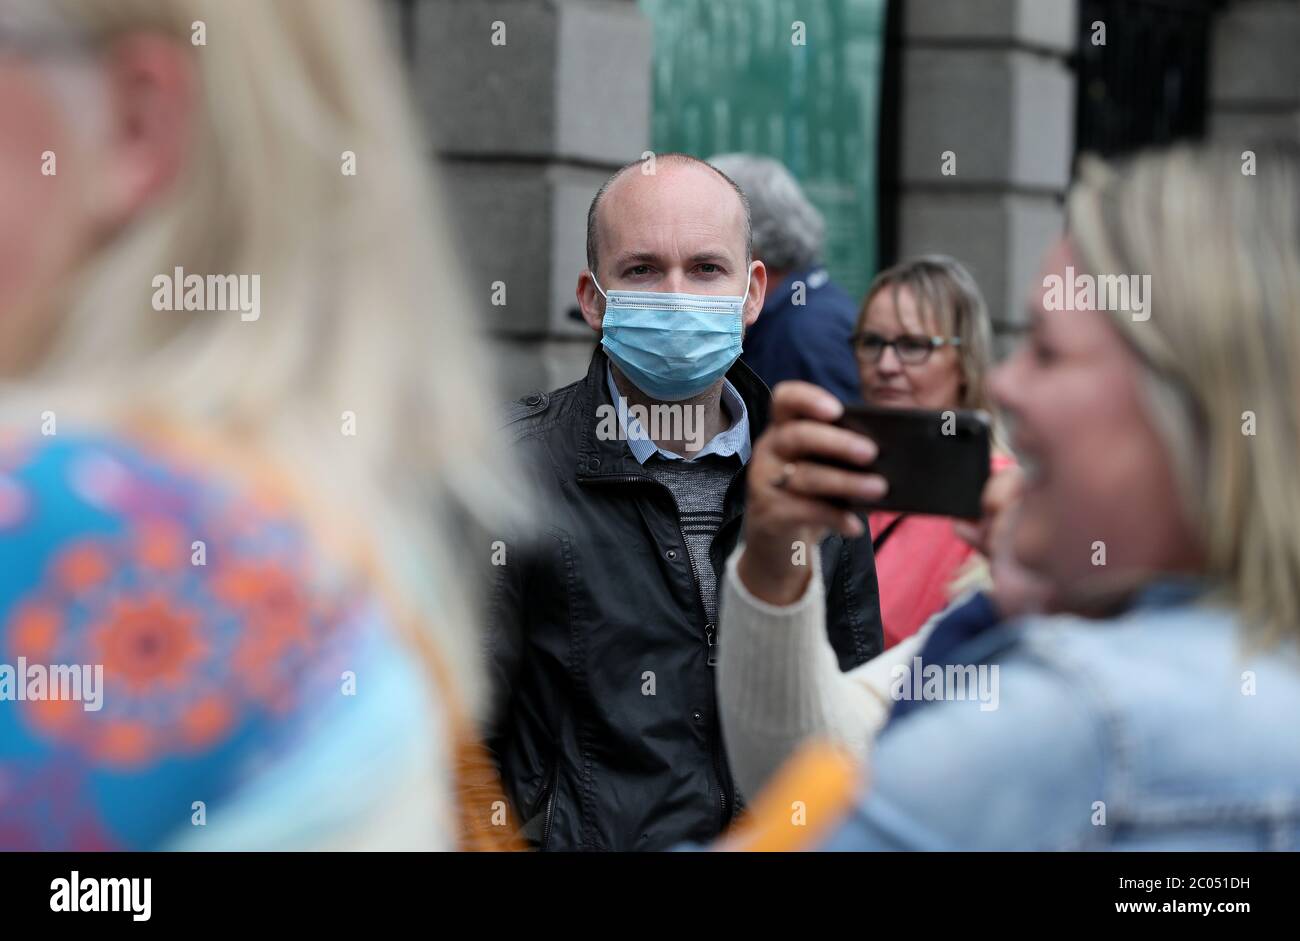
[645,453,738,624]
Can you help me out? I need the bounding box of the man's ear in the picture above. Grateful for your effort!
[88,34,196,231]
[742,260,767,328]
[576,270,606,334]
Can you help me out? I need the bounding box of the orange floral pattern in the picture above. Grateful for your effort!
[0,433,368,849]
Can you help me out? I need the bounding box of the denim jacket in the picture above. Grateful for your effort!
[820,584,1300,851]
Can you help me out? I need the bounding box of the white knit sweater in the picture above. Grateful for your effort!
[717,544,938,799]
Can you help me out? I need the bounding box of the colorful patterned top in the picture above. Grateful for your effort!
[0,430,450,850]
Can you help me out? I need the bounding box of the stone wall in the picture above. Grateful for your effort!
[400,0,652,398]
[890,0,1078,350]
[1209,0,1300,146]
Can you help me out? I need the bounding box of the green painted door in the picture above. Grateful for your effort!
[639,0,888,302]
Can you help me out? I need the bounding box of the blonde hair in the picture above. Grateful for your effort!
[8,0,527,716]
[1068,142,1300,646]
[858,255,995,412]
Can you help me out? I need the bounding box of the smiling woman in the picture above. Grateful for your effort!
[719,141,1300,851]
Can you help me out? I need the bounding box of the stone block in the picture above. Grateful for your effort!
[901,48,1074,189]
[905,0,1078,53]
[413,0,650,162]
[896,190,1065,332]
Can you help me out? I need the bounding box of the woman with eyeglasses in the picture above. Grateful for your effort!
[850,257,1015,649]
[707,257,1017,799]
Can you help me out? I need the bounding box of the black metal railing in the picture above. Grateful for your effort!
[1073,0,1221,160]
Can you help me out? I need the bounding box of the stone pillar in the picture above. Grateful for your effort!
[893,0,1078,350]
[410,0,652,398]
[1209,0,1300,146]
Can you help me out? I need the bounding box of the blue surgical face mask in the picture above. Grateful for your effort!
[593,274,749,401]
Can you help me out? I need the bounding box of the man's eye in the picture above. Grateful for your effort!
[697,264,721,274]
[627,265,652,276]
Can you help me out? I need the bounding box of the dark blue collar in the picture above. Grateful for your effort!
[887,576,1212,727]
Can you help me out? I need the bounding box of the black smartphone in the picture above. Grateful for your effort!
[826,405,991,519]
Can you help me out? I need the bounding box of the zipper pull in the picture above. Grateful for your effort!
[706,622,718,667]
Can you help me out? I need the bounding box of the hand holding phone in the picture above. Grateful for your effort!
[737,382,888,605]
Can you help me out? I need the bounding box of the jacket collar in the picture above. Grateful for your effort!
[575,347,770,481]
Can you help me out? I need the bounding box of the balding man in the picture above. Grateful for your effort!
[487,153,883,851]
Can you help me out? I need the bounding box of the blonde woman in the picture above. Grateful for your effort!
[851,256,1013,647]
[0,0,522,849]
[720,143,1300,850]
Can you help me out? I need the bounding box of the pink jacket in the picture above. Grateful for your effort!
[868,454,1015,648]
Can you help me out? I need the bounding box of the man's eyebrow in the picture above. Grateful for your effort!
[685,251,734,266]
[611,251,664,268]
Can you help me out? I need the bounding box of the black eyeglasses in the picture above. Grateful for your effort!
[850,330,962,365]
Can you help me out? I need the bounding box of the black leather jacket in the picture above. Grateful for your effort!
[486,348,883,851]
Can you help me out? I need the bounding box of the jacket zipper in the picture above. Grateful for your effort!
[540,762,558,851]
[670,512,732,829]
[530,751,561,851]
